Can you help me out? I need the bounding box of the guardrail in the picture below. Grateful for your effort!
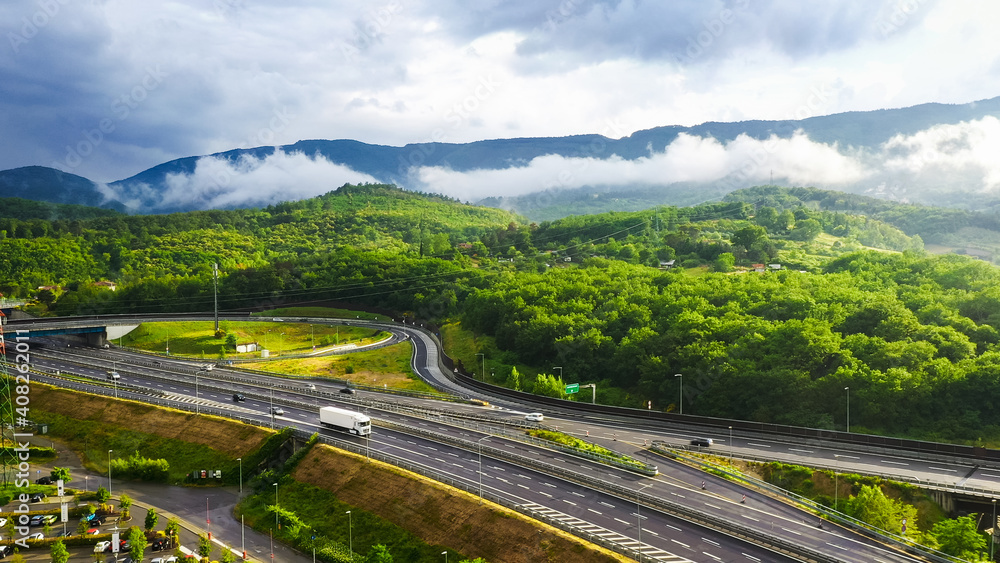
[651,442,971,563]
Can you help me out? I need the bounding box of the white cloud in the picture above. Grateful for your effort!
[113,150,379,210]
[414,131,870,201]
[881,116,1000,190]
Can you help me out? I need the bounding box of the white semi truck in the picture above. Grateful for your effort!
[319,406,372,436]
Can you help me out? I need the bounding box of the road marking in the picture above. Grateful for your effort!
[781,527,801,536]
[881,460,909,466]
[614,518,631,525]
[517,484,529,490]
[704,503,722,510]
[741,514,759,522]
[670,492,686,498]
[701,538,720,546]
[743,554,761,562]
[833,454,859,459]
[826,543,849,551]
[928,467,958,472]
[671,540,690,548]
[570,491,586,497]
[702,553,722,561]
[600,502,615,508]
[645,530,658,536]
[788,448,814,453]
[981,474,1000,478]
[542,482,557,488]
[538,491,552,497]
[562,500,577,506]
[665,524,681,532]
[588,508,602,515]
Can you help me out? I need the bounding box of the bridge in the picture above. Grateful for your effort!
[4,318,139,348]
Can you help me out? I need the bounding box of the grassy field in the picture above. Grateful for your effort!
[28,383,270,484]
[124,321,387,359]
[240,341,438,393]
[253,306,391,321]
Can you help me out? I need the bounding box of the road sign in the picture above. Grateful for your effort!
[564,383,579,394]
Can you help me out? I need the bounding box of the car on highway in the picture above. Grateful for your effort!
[95,541,112,553]
[524,413,544,422]
[339,387,356,395]
[107,371,121,380]
[270,406,285,416]
[689,437,713,447]
[232,393,246,402]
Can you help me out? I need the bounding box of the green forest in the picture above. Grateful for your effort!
[8,183,1000,443]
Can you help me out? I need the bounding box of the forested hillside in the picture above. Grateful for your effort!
[7,183,1000,442]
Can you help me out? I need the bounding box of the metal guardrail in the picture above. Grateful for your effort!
[651,442,970,563]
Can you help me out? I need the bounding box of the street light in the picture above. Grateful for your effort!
[833,454,847,510]
[237,457,242,495]
[196,369,200,415]
[273,483,279,530]
[553,366,562,379]
[992,498,997,560]
[636,482,654,563]
[728,426,733,466]
[478,435,491,503]
[441,552,448,563]
[475,353,484,380]
[674,374,683,414]
[346,511,353,554]
[845,386,850,432]
[108,449,113,496]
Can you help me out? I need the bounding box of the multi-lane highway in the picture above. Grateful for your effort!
[14,319,938,563]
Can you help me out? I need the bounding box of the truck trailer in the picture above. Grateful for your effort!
[319,406,371,436]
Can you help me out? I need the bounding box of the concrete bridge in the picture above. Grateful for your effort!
[4,319,139,348]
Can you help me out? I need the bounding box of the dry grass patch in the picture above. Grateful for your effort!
[293,444,630,563]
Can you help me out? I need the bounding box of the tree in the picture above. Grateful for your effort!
[365,544,394,563]
[731,225,767,252]
[50,467,71,483]
[145,507,159,531]
[127,526,147,562]
[221,547,237,563]
[790,218,822,241]
[198,533,213,558]
[225,333,238,349]
[95,486,110,503]
[119,493,133,521]
[932,515,987,559]
[166,518,180,546]
[844,485,916,537]
[713,252,735,273]
[508,366,522,391]
[50,539,69,563]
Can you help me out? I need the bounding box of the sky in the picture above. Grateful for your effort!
[3,0,1000,204]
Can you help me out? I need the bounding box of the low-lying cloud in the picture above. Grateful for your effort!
[882,116,1000,191]
[413,131,870,201]
[112,149,379,211]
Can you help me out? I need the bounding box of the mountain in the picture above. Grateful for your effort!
[4,96,1000,215]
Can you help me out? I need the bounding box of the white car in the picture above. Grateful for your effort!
[524,413,544,422]
[270,407,284,416]
[28,532,44,540]
[95,541,112,553]
[151,557,178,563]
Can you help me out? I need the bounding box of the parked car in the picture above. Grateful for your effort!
[270,406,284,416]
[232,393,246,402]
[339,387,356,395]
[95,541,112,553]
[689,437,713,447]
[524,413,544,422]
[27,532,44,540]
[0,517,7,527]
[35,476,52,485]
[0,545,11,558]
[151,556,178,563]
[29,492,45,502]
[86,528,100,535]
[151,537,170,551]
[29,515,45,526]
[41,514,57,525]
[119,539,132,551]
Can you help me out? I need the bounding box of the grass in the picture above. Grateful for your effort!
[527,429,647,468]
[27,383,270,485]
[240,341,438,393]
[123,321,386,359]
[253,306,391,321]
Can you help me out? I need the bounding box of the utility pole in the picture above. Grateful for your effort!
[213,262,219,333]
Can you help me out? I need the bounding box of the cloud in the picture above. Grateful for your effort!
[112,150,379,210]
[881,116,1000,191]
[413,131,870,201]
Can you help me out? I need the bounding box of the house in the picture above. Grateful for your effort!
[768,264,781,271]
[658,259,675,269]
[236,343,259,353]
[457,242,473,250]
[563,256,572,262]
[752,264,766,273]
[93,280,117,291]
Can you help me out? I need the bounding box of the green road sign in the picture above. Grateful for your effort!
[564,383,580,394]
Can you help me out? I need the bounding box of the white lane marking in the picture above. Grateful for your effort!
[746,443,771,448]
[588,509,602,515]
[826,543,849,551]
[600,502,615,508]
[704,503,722,510]
[614,518,631,525]
[928,467,958,472]
[781,527,801,536]
[981,474,1000,478]
[665,524,681,532]
[743,554,761,562]
[881,460,909,466]
[671,540,690,548]
[701,538,720,546]
[742,514,759,522]
[788,448,814,453]
[562,500,577,506]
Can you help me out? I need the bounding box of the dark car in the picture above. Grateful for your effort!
[151,537,170,551]
[35,476,52,485]
[29,515,45,526]
[89,515,105,525]
[29,492,45,503]
[689,437,713,447]
[339,387,356,395]
[119,539,132,551]
[232,393,246,402]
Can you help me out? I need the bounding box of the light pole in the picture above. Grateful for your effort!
[213,262,219,333]
[553,366,562,379]
[273,483,279,530]
[280,332,285,356]
[241,514,246,561]
[196,369,200,415]
[992,498,997,559]
[636,482,654,562]
[728,426,733,466]
[237,457,243,495]
[833,454,845,510]
[845,386,850,432]
[478,435,491,504]
[442,551,448,563]
[270,388,275,430]
[674,374,683,414]
[346,511,352,554]
[475,353,484,380]
[107,449,113,496]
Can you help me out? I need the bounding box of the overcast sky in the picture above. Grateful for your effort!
[2,0,999,185]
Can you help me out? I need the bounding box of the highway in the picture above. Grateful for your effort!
[20,332,929,563]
